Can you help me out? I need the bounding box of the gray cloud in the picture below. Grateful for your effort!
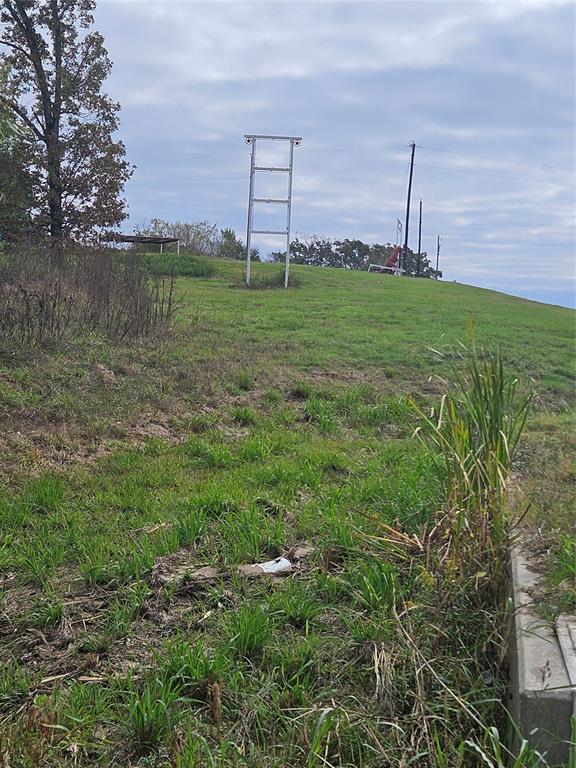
[93,0,574,306]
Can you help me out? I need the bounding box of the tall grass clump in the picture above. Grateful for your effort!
[413,344,531,557]
[357,343,534,764]
[122,676,180,755]
[224,604,274,659]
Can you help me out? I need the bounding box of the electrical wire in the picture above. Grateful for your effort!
[416,144,573,174]
[127,162,574,189]
[126,142,572,177]
[124,140,574,189]
[412,161,574,188]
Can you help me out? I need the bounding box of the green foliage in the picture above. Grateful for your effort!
[0,138,33,237]
[465,725,551,767]
[23,474,64,515]
[139,252,216,277]
[548,533,576,586]
[104,581,151,639]
[224,604,274,659]
[1,2,132,238]
[122,676,180,755]
[27,595,63,628]
[133,220,256,264]
[241,268,301,289]
[269,582,322,631]
[184,438,234,468]
[271,235,438,276]
[231,405,257,426]
[263,387,282,405]
[15,537,65,584]
[413,344,531,547]
[0,661,31,708]
[0,70,32,236]
[544,533,576,615]
[220,504,284,564]
[158,638,226,699]
[232,370,253,392]
[290,381,313,400]
[135,218,220,255]
[219,227,245,260]
[174,508,207,546]
[343,556,397,612]
[114,538,156,582]
[78,541,115,586]
[304,395,338,433]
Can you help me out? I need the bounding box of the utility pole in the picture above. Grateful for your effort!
[395,218,402,247]
[402,141,416,274]
[417,199,422,277]
[435,235,441,279]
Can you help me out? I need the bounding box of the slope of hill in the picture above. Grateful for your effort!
[0,256,573,766]
[1,258,573,477]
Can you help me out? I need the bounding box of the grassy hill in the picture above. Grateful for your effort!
[0,257,574,766]
[1,258,572,475]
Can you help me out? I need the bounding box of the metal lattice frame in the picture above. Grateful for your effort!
[244,134,302,287]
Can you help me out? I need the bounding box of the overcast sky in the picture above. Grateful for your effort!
[96,0,575,307]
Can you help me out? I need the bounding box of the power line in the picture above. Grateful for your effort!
[126,141,572,177]
[416,144,572,174]
[127,142,407,159]
[124,145,575,189]
[127,163,574,189]
[129,150,247,158]
[413,161,575,188]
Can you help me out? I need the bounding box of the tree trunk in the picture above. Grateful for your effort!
[48,0,63,261]
[46,130,64,263]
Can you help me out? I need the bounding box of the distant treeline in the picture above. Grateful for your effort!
[133,220,439,277]
[272,236,438,277]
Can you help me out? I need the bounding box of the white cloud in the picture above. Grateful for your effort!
[102,0,574,94]
[98,1,551,87]
[91,0,574,305]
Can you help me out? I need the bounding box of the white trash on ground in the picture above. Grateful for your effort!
[254,557,293,574]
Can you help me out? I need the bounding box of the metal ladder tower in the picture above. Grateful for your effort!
[244,134,302,287]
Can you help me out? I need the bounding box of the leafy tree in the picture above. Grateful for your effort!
[403,247,435,277]
[0,136,33,236]
[219,227,244,259]
[0,108,12,142]
[334,239,371,270]
[273,235,340,268]
[272,235,439,277]
[0,0,132,246]
[135,220,261,261]
[0,76,19,141]
[217,228,260,261]
[0,85,33,236]
[136,218,220,255]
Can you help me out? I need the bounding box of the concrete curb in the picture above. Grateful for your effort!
[508,541,575,766]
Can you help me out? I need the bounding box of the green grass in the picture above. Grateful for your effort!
[0,257,573,766]
[138,251,217,277]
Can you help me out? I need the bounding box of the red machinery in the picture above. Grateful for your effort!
[367,245,403,275]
